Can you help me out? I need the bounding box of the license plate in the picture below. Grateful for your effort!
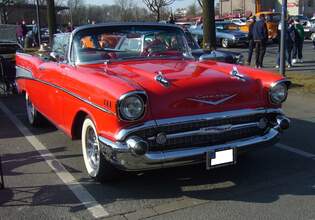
[206,148,236,169]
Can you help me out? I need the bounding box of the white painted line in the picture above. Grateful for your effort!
[276,143,315,159]
[0,101,109,219]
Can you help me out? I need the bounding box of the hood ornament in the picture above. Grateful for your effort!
[187,94,238,106]
[155,71,170,88]
[230,66,246,81]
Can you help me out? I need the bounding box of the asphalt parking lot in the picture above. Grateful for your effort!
[1,44,315,220]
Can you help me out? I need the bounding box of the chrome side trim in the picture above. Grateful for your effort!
[15,65,115,115]
[115,108,283,141]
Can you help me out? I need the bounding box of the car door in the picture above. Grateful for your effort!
[35,34,70,129]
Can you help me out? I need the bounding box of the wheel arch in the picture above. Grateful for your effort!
[71,109,98,140]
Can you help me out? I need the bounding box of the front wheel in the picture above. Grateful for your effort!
[25,93,44,126]
[81,117,120,181]
[311,33,315,42]
[221,39,229,48]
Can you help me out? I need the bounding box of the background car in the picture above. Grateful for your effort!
[184,30,244,64]
[189,21,248,48]
[0,24,23,94]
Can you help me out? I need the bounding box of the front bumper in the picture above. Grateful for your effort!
[99,108,289,171]
[99,128,280,171]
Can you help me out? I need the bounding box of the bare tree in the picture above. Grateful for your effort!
[187,1,200,17]
[142,0,175,21]
[115,0,134,21]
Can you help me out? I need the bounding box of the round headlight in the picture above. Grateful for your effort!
[269,83,288,104]
[119,95,145,121]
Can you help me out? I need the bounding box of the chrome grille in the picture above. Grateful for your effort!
[127,112,279,151]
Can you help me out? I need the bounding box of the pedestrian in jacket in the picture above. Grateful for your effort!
[292,19,305,63]
[276,19,296,68]
[246,16,256,65]
[16,22,24,46]
[252,14,268,68]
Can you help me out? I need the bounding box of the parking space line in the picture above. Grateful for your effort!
[0,101,109,219]
[276,143,315,159]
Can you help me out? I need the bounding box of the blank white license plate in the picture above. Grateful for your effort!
[206,148,235,169]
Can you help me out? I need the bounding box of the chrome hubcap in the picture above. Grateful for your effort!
[222,39,228,47]
[26,96,35,122]
[85,126,100,171]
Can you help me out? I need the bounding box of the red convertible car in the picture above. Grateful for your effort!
[16,23,290,181]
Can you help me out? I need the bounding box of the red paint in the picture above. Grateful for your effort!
[16,54,286,141]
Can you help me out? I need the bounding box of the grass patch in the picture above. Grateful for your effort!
[286,72,315,94]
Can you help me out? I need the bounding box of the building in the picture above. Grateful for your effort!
[219,0,315,17]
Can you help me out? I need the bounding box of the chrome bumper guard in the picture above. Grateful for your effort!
[99,109,289,171]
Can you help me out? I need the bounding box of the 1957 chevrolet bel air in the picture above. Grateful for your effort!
[15,23,290,181]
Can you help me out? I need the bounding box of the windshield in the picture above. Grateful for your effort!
[71,25,190,63]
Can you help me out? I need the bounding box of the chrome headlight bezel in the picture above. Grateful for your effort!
[118,91,147,121]
[269,80,290,104]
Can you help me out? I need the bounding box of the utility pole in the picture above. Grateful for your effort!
[35,0,41,45]
[47,0,56,46]
[280,0,287,76]
[202,0,216,51]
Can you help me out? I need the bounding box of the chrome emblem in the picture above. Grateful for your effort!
[155,71,170,87]
[230,66,246,81]
[200,124,233,134]
[187,94,237,106]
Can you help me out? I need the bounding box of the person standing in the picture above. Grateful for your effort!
[252,14,268,68]
[31,20,39,47]
[292,19,304,64]
[16,22,24,46]
[275,19,295,68]
[246,16,256,65]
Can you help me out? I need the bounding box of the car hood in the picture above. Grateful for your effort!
[103,59,265,119]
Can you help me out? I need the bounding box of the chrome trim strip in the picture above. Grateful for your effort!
[115,120,156,140]
[115,108,283,141]
[148,122,259,140]
[15,65,115,115]
[155,108,283,126]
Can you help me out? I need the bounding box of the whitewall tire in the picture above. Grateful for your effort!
[81,117,120,181]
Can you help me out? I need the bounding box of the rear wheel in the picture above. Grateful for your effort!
[311,33,315,42]
[25,93,44,126]
[81,117,120,181]
[221,39,229,48]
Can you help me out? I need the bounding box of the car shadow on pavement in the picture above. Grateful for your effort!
[1,147,81,176]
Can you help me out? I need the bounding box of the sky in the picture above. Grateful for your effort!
[88,0,199,9]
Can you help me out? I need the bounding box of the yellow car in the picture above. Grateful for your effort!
[239,12,281,41]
